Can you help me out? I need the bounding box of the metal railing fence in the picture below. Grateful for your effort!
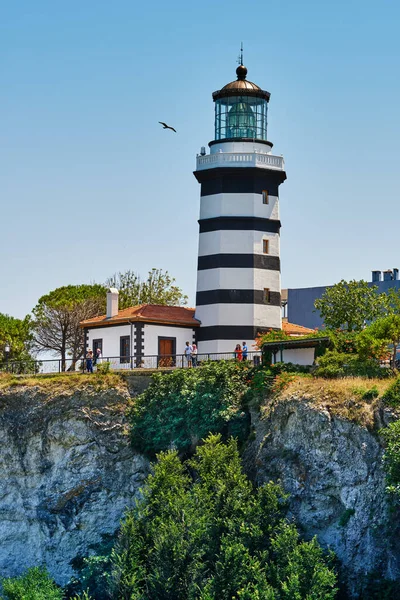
[0,351,263,376]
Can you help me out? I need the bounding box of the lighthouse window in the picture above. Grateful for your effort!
[262,190,269,204]
[263,239,269,254]
[264,288,271,304]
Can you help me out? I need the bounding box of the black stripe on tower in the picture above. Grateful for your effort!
[199,217,281,233]
[197,325,280,342]
[193,167,286,196]
[196,290,281,306]
[198,254,280,271]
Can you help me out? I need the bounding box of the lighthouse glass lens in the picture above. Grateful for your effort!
[215,96,268,141]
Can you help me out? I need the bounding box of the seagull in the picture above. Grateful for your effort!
[159,121,177,133]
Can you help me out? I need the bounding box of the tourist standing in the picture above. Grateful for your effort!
[86,349,94,373]
[184,341,193,367]
[191,343,198,367]
[234,344,243,361]
[242,342,248,361]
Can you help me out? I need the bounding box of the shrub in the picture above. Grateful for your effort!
[129,360,252,457]
[110,435,338,600]
[314,351,391,379]
[96,361,111,375]
[382,376,400,407]
[380,420,400,498]
[0,567,63,600]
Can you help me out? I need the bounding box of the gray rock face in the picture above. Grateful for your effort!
[0,385,149,586]
[248,398,400,596]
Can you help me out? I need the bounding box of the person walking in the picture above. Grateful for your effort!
[184,341,193,367]
[242,341,248,361]
[86,349,94,373]
[234,344,243,361]
[191,343,198,367]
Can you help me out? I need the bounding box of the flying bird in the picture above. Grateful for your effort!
[159,121,177,133]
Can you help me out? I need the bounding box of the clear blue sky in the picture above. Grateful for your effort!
[1,0,399,318]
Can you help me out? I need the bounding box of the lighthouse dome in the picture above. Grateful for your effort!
[213,65,270,102]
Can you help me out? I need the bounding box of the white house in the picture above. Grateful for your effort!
[81,289,199,369]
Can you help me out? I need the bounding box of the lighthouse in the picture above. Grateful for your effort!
[194,60,287,354]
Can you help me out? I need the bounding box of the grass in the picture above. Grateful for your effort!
[266,375,394,428]
[0,372,127,394]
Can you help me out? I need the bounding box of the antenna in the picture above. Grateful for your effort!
[237,42,243,66]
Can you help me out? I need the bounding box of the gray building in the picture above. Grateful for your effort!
[287,270,400,330]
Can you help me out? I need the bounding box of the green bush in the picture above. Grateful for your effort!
[96,361,111,375]
[0,567,63,600]
[314,351,391,379]
[382,376,400,407]
[110,435,338,600]
[380,420,400,498]
[129,360,252,456]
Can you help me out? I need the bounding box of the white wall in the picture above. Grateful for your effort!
[197,339,260,355]
[196,268,280,292]
[87,324,132,359]
[195,303,281,328]
[143,324,195,356]
[200,193,279,220]
[86,323,196,368]
[198,230,280,256]
[281,348,315,366]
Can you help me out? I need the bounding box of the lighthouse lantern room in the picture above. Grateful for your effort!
[194,61,287,354]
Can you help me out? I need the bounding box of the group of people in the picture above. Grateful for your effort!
[234,342,248,361]
[184,341,198,367]
[86,348,102,373]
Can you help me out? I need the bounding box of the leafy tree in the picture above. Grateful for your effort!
[33,285,106,370]
[106,268,188,309]
[314,280,387,331]
[129,360,252,457]
[110,435,337,600]
[0,313,34,365]
[358,315,400,366]
[0,566,63,600]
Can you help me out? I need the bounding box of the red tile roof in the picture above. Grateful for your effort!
[282,320,315,336]
[81,304,200,329]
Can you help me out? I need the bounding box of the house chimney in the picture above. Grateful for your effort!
[372,270,381,282]
[106,288,119,318]
[383,270,393,282]
[394,268,399,281]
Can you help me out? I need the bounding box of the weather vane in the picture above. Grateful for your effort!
[237,42,243,66]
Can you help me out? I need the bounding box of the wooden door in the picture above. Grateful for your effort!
[158,338,175,367]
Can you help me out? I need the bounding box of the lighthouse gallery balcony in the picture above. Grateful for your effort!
[196,151,285,172]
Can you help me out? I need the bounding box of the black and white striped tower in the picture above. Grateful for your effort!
[194,62,287,354]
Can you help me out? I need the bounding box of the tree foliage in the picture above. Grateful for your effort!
[33,285,106,369]
[0,566,63,600]
[110,435,338,600]
[0,313,33,364]
[358,315,400,367]
[106,268,188,309]
[129,360,252,457]
[380,418,400,499]
[314,280,387,331]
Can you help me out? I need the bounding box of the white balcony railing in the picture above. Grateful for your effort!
[196,152,285,172]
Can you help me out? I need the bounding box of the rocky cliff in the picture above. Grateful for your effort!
[0,374,399,597]
[0,376,149,586]
[246,383,400,596]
